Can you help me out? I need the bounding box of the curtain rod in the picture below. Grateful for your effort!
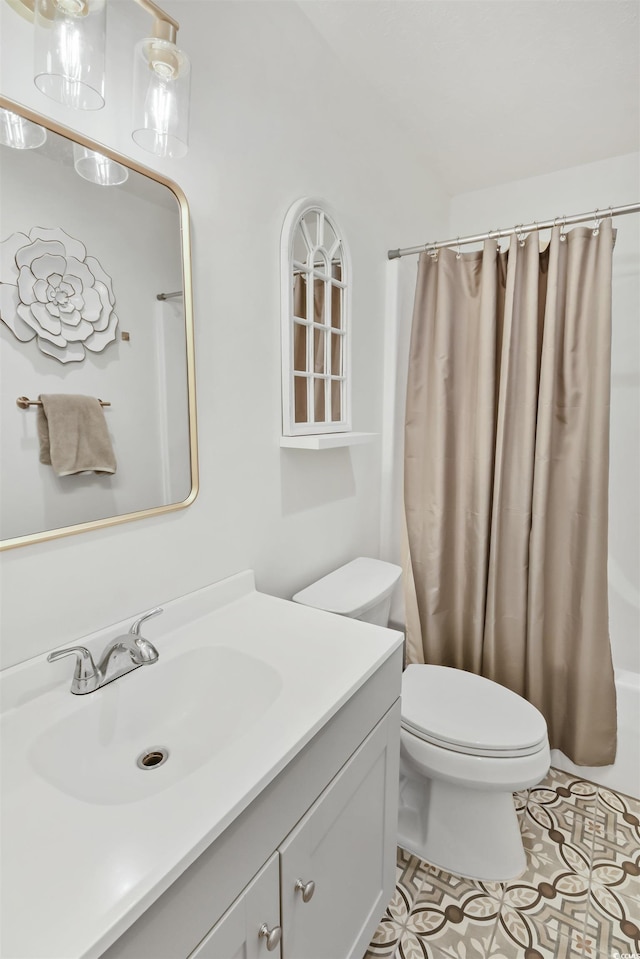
[387,202,640,260]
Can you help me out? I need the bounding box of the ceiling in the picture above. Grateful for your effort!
[297,0,640,195]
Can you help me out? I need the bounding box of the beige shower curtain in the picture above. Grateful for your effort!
[404,220,617,766]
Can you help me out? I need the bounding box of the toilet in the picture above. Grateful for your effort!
[293,557,551,882]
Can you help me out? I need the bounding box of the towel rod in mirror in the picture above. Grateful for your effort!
[16,396,111,409]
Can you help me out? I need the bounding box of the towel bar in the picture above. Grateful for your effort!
[16,396,111,409]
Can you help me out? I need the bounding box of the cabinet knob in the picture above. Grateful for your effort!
[294,878,316,903]
[258,922,282,951]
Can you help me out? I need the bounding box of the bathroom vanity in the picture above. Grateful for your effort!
[0,571,403,959]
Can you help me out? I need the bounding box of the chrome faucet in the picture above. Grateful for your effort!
[47,608,163,694]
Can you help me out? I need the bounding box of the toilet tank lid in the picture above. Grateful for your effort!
[292,557,402,618]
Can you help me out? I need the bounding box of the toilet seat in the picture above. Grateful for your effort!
[401,664,548,759]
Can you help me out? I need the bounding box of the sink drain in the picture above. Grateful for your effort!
[136,747,169,770]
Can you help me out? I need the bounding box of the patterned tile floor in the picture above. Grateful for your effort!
[365,768,640,959]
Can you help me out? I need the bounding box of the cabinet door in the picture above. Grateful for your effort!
[279,701,400,959]
[188,853,281,959]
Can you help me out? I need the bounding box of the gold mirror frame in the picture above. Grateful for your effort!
[0,96,198,550]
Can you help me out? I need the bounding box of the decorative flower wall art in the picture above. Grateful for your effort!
[0,227,119,363]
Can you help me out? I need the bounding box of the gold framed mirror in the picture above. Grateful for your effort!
[0,96,198,550]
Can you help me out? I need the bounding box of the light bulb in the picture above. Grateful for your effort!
[132,37,191,158]
[34,0,106,110]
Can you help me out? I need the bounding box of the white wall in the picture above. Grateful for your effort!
[0,1,449,668]
[155,296,191,505]
[449,153,640,680]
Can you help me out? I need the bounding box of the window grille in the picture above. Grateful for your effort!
[281,198,351,436]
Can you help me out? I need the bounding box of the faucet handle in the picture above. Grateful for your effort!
[47,646,100,695]
[129,607,164,636]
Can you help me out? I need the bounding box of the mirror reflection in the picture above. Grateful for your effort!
[0,100,198,549]
[290,207,345,428]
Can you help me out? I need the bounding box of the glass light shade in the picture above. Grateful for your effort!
[0,108,47,149]
[132,38,190,158]
[73,144,129,185]
[34,0,106,110]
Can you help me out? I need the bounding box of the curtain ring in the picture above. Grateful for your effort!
[516,224,526,247]
[426,242,438,262]
[553,216,565,245]
[455,237,461,260]
[592,208,601,236]
[488,228,501,252]
[559,215,567,242]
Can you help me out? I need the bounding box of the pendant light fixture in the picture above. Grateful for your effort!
[0,106,47,148]
[34,0,107,110]
[131,3,191,159]
[6,0,191,158]
[73,143,129,185]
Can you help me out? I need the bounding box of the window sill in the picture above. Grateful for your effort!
[280,432,377,450]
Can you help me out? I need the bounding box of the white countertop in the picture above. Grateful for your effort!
[0,571,403,959]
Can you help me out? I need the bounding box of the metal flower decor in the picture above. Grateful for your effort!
[0,227,118,363]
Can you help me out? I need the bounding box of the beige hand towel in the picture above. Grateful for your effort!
[37,394,117,476]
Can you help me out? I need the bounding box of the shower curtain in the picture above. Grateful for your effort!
[404,220,617,766]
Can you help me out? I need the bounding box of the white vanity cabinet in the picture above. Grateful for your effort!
[101,654,401,959]
[188,855,281,959]
[1,577,404,959]
[190,703,399,959]
[278,705,398,959]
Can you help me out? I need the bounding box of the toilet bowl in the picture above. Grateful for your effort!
[399,664,550,880]
[292,558,551,882]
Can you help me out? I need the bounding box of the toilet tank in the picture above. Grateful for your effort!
[292,557,402,627]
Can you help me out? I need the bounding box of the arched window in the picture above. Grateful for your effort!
[281,198,351,436]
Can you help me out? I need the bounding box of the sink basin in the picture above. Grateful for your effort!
[28,646,283,804]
